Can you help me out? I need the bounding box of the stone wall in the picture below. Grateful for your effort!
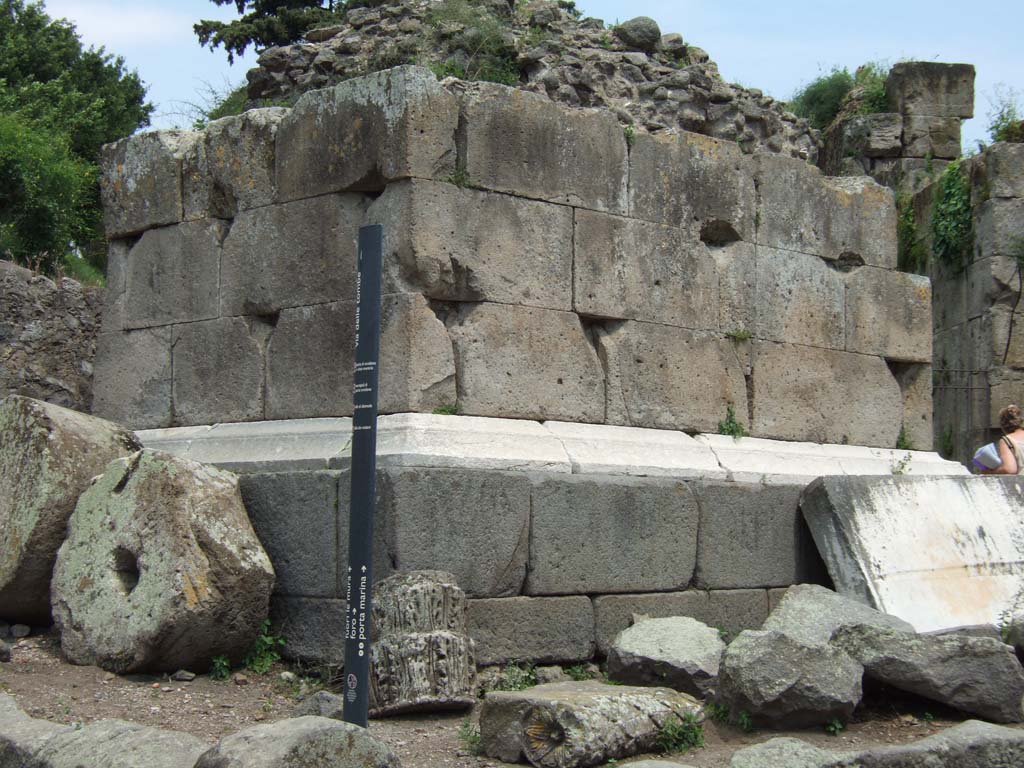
[922,143,1024,463]
[0,261,100,413]
[95,66,931,449]
[821,62,975,196]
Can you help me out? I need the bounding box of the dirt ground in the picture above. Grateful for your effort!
[1,630,1013,767]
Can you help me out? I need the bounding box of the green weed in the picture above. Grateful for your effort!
[243,620,285,675]
[825,717,845,736]
[717,405,747,439]
[210,655,231,681]
[623,124,636,148]
[457,717,483,755]
[432,402,461,414]
[895,427,913,451]
[443,168,471,189]
[706,702,730,723]
[725,328,752,342]
[737,710,754,732]
[931,159,973,271]
[494,661,537,691]
[565,664,592,681]
[655,712,704,753]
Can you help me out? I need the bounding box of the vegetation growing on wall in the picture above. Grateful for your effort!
[426,0,520,86]
[896,193,927,274]
[930,159,973,271]
[988,87,1024,144]
[789,62,888,131]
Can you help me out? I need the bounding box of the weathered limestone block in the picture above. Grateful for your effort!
[990,305,1024,369]
[266,294,455,419]
[220,194,366,317]
[379,468,530,598]
[459,82,628,213]
[692,482,822,590]
[573,210,718,329]
[51,450,275,673]
[973,198,1024,274]
[762,585,915,647]
[750,342,902,447]
[845,113,903,158]
[597,321,748,433]
[0,692,73,768]
[885,61,975,119]
[902,114,962,159]
[527,475,698,595]
[754,247,845,349]
[468,596,595,665]
[872,156,948,196]
[36,719,207,768]
[833,624,1024,723]
[100,241,128,334]
[100,130,197,237]
[370,179,573,309]
[0,397,140,624]
[275,66,457,201]
[194,717,400,768]
[716,629,862,728]
[91,327,173,429]
[890,362,934,451]
[607,616,725,697]
[755,155,897,268]
[269,596,346,664]
[480,681,703,767]
[712,241,757,335]
[172,318,267,426]
[728,737,837,768]
[844,267,931,362]
[593,590,769,654]
[628,131,756,241]
[975,142,1024,199]
[369,572,475,717]
[447,304,604,423]
[183,108,288,218]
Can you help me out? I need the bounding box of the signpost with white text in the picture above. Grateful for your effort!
[342,224,383,728]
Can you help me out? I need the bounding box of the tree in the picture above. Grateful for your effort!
[195,0,343,63]
[0,0,152,276]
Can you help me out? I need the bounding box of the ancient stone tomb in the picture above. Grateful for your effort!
[95,66,931,449]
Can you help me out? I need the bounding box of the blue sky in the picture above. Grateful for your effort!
[47,0,1023,150]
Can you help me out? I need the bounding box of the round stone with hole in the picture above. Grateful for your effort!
[50,449,275,673]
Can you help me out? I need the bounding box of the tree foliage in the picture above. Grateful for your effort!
[789,63,889,131]
[0,0,152,275]
[194,0,344,63]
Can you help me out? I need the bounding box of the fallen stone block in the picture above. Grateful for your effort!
[194,716,400,767]
[51,450,275,673]
[293,691,344,720]
[833,624,1024,723]
[800,475,1024,632]
[716,629,862,728]
[35,719,206,768]
[0,693,72,768]
[0,396,140,624]
[606,616,725,697]
[728,737,840,768]
[762,584,914,647]
[275,66,457,201]
[480,680,703,767]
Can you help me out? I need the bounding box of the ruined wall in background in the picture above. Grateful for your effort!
[822,62,975,196]
[95,66,932,449]
[920,143,1024,463]
[0,261,100,413]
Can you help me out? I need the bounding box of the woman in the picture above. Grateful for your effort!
[991,404,1024,474]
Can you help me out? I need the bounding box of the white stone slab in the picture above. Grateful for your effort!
[802,475,1024,632]
[824,443,970,477]
[543,421,727,479]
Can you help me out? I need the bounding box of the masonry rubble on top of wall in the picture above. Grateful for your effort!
[95,65,932,450]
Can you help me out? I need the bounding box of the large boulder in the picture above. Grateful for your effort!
[763,584,914,646]
[35,719,206,768]
[729,737,841,768]
[194,716,400,768]
[0,396,140,624]
[606,616,725,697]
[833,624,1024,723]
[715,630,862,728]
[614,17,662,51]
[51,450,274,673]
[0,693,72,768]
[480,680,702,767]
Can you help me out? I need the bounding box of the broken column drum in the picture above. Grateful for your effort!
[94,65,931,450]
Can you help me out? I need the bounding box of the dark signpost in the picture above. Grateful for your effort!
[342,224,383,727]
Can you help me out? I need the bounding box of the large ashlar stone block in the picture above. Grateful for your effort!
[122,220,226,330]
[755,155,897,269]
[976,142,1024,199]
[885,61,975,119]
[628,131,756,240]
[845,267,932,362]
[573,210,718,329]
[691,481,825,590]
[447,304,604,423]
[379,467,531,598]
[902,114,962,159]
[220,194,367,317]
[266,294,455,420]
[172,318,267,426]
[990,305,1024,369]
[51,450,274,673]
[369,179,573,310]
[989,368,1024,429]
[100,241,129,334]
[597,321,748,433]
[712,240,757,335]
[270,596,346,664]
[973,198,1024,269]
[751,342,902,447]
[527,475,699,595]
[275,66,457,201]
[0,397,141,624]
[754,247,845,349]
[92,327,173,429]
[468,596,595,665]
[36,719,207,768]
[183,108,288,219]
[459,82,628,213]
[890,363,934,451]
[100,130,197,238]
